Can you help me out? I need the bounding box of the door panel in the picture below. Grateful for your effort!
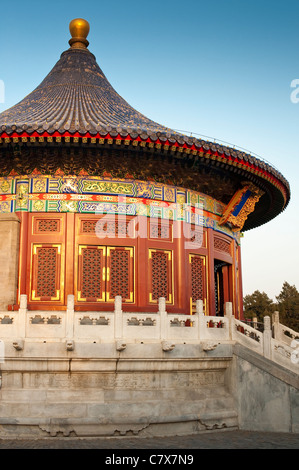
[106,246,134,302]
[149,249,173,304]
[76,245,134,304]
[30,243,63,302]
[77,245,106,302]
[189,254,207,314]
[27,213,66,307]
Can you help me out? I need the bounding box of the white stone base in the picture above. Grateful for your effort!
[0,342,238,438]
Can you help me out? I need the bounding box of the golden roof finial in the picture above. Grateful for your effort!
[69,18,90,49]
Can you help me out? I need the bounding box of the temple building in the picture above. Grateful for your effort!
[0,19,290,318]
[0,20,295,438]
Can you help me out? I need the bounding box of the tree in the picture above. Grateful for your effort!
[276,282,299,331]
[243,290,275,323]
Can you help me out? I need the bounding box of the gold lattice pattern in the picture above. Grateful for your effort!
[82,219,128,236]
[81,248,103,299]
[214,237,231,254]
[149,223,171,240]
[151,251,169,300]
[190,228,204,247]
[82,220,97,233]
[109,249,130,299]
[37,219,59,232]
[191,256,205,301]
[36,247,58,297]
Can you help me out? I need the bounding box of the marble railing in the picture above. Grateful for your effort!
[0,295,232,344]
[0,295,298,373]
[272,311,299,345]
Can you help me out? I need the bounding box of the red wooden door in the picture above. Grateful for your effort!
[26,213,66,308]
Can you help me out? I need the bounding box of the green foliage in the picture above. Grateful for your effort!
[275,282,299,331]
[243,290,275,322]
[243,282,299,331]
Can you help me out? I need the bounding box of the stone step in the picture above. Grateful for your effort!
[0,388,238,437]
[0,400,238,438]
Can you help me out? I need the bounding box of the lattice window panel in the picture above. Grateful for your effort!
[214,237,231,254]
[106,247,134,302]
[149,249,172,303]
[31,244,61,301]
[77,245,134,303]
[78,246,105,301]
[81,218,128,237]
[149,221,172,241]
[34,218,60,233]
[189,254,206,314]
[81,220,97,233]
[188,225,205,248]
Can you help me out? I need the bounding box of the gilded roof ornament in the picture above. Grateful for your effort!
[69,18,90,49]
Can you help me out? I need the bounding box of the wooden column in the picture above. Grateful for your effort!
[236,243,244,319]
[222,265,230,306]
[176,220,186,311]
[65,212,75,300]
[17,212,28,302]
[207,228,215,316]
[0,213,20,309]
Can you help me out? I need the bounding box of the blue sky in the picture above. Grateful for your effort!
[0,0,298,300]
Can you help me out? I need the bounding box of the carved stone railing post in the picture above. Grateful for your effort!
[196,300,205,340]
[17,294,27,338]
[224,301,233,316]
[66,294,75,340]
[159,297,175,351]
[272,311,280,340]
[159,297,167,340]
[196,299,203,315]
[224,302,233,340]
[263,315,272,359]
[114,296,123,340]
[114,296,126,351]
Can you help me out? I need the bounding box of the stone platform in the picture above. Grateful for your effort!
[0,298,298,438]
[0,342,238,438]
